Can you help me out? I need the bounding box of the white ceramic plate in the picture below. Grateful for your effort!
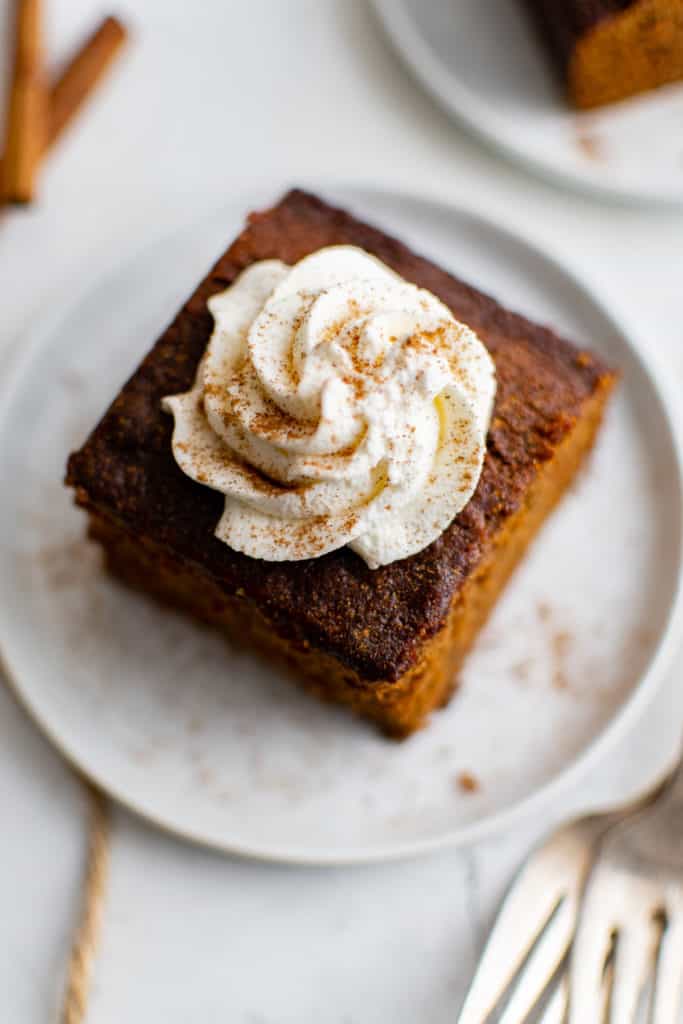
[372,0,683,205]
[1,185,681,865]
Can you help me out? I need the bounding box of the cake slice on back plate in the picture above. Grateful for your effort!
[66,190,616,738]
[522,0,683,109]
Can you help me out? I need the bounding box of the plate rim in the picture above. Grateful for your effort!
[371,0,683,208]
[1,181,683,865]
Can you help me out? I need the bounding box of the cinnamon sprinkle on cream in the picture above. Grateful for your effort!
[162,246,496,567]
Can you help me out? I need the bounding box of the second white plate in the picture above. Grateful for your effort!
[0,185,681,864]
[373,0,683,205]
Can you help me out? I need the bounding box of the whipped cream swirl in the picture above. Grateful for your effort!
[162,246,496,568]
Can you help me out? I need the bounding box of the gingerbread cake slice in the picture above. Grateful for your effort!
[522,0,683,108]
[66,190,616,737]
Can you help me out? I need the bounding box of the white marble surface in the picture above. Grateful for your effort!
[1,1,683,1021]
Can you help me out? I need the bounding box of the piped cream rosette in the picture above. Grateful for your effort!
[163,246,496,568]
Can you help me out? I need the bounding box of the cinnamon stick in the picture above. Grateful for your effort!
[48,17,128,147]
[0,16,128,205]
[2,0,48,203]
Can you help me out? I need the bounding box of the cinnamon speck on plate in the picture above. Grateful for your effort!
[456,771,480,794]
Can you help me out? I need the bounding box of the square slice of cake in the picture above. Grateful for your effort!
[66,190,616,737]
[522,0,683,109]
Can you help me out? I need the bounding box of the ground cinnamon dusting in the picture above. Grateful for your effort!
[576,129,603,161]
[511,657,533,683]
[456,771,480,794]
[535,603,576,692]
[537,601,552,623]
[551,630,573,690]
